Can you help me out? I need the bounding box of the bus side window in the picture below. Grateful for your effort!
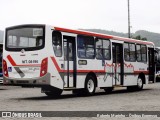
[103,40,110,60]
[129,43,136,61]
[141,45,147,62]
[77,35,95,59]
[95,38,110,60]
[136,44,142,62]
[52,31,62,57]
[136,44,147,62]
[95,38,103,59]
[124,43,130,61]
[124,43,136,62]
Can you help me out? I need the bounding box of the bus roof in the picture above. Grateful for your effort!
[54,26,154,46]
[5,24,154,46]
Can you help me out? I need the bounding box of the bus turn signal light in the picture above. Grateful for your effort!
[40,58,48,77]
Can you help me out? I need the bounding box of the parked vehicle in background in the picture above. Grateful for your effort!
[3,24,157,97]
[155,47,160,82]
[0,43,3,84]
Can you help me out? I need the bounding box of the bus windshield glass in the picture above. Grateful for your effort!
[6,26,45,51]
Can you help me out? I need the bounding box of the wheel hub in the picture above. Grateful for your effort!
[137,78,143,88]
[87,79,94,93]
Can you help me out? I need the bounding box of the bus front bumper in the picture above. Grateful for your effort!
[3,73,51,87]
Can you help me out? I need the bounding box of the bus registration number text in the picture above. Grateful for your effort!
[22,60,38,64]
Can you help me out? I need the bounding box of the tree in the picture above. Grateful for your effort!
[132,35,147,41]
[141,37,147,41]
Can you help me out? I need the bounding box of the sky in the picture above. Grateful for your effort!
[0,0,160,33]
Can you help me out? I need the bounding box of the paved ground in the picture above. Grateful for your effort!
[1,83,160,120]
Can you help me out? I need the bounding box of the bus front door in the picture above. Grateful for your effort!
[112,43,124,86]
[63,36,76,88]
[148,48,155,83]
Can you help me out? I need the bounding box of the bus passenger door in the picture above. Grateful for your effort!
[63,36,76,88]
[112,43,124,85]
[148,48,155,83]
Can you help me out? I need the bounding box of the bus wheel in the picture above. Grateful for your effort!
[43,87,63,97]
[127,86,136,92]
[84,76,96,95]
[104,87,113,93]
[136,77,143,90]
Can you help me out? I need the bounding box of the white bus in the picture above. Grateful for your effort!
[3,24,156,96]
[0,43,3,84]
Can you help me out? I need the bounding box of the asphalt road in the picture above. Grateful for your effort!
[1,83,160,120]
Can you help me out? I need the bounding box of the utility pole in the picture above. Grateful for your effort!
[128,0,131,38]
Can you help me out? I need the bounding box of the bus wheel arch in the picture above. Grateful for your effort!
[138,73,145,84]
[85,72,97,87]
[84,72,97,95]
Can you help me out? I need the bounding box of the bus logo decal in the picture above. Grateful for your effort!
[8,67,12,72]
[21,49,25,53]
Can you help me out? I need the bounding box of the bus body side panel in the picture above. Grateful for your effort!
[123,56,149,86]
[46,26,64,89]
[76,56,113,88]
[76,62,113,88]
[48,57,64,89]
[76,59,97,88]
[97,60,113,87]
[123,62,139,86]
[76,74,86,88]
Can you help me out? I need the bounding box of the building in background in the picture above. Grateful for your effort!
[0,30,4,43]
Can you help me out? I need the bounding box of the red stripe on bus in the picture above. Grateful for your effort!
[54,27,113,40]
[51,57,149,74]
[134,71,149,74]
[77,70,105,73]
[51,56,64,72]
[113,36,153,45]
[7,55,16,66]
[7,55,41,67]
[50,56,105,73]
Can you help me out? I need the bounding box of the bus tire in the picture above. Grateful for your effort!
[104,87,113,93]
[127,86,136,92]
[136,77,143,90]
[72,89,87,96]
[84,75,96,95]
[43,87,63,97]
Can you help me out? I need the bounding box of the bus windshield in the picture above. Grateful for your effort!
[5,26,45,51]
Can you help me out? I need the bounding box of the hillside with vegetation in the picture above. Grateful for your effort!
[81,29,160,47]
